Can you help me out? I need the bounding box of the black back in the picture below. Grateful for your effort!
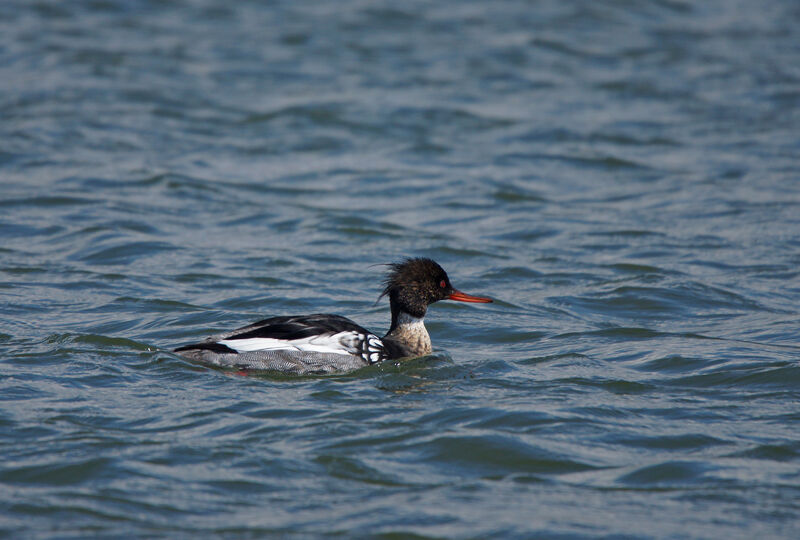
[174,313,374,354]
[228,313,371,341]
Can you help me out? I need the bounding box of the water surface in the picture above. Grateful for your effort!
[1,0,799,538]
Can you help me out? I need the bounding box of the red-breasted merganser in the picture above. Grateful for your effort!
[174,257,492,374]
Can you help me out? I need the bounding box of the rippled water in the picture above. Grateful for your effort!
[2,0,799,537]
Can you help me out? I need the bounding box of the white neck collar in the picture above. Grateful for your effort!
[396,312,424,327]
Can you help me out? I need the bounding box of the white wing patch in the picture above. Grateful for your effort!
[219,331,362,356]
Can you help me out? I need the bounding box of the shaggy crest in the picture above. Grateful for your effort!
[379,257,450,301]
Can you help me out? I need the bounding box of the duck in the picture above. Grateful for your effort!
[173,257,492,374]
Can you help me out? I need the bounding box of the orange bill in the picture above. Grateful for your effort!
[448,289,493,303]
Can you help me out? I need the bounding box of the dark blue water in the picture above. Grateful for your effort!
[2,0,799,537]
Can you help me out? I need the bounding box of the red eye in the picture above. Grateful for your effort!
[440,280,446,288]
